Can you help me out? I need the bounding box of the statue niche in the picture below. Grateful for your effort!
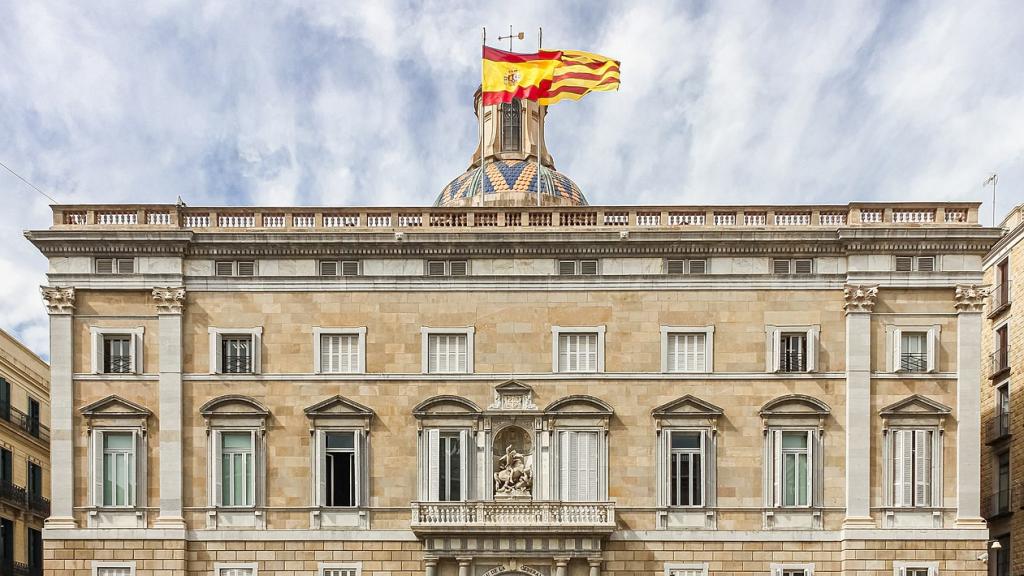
[492,426,534,498]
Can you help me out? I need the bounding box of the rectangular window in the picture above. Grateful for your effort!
[220,432,255,507]
[321,334,360,374]
[559,260,599,276]
[667,568,706,576]
[899,332,928,372]
[779,333,807,372]
[0,518,10,570]
[322,569,359,576]
[218,568,255,576]
[558,332,599,373]
[666,333,707,372]
[0,378,8,420]
[215,261,256,276]
[95,258,135,275]
[901,569,930,576]
[221,337,253,373]
[896,256,936,272]
[103,336,132,374]
[781,431,810,507]
[891,429,933,507]
[995,535,1010,576]
[994,258,1011,309]
[319,260,339,276]
[427,333,468,373]
[28,527,42,575]
[325,431,356,507]
[994,325,1009,374]
[437,432,462,501]
[997,384,1010,438]
[28,397,40,438]
[559,430,600,501]
[773,259,813,275]
[96,569,134,576]
[102,432,136,507]
[426,260,468,276]
[996,451,1010,515]
[0,448,11,484]
[669,431,703,507]
[27,461,42,497]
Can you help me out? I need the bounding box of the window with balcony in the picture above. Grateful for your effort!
[992,324,1010,377]
[423,429,469,502]
[0,448,10,485]
[662,327,714,373]
[27,461,42,506]
[421,328,474,374]
[0,378,7,421]
[887,325,940,373]
[208,328,262,374]
[992,257,1011,312]
[90,327,144,375]
[766,326,820,373]
[27,398,39,439]
[553,326,605,373]
[314,328,366,374]
[0,518,10,575]
[995,383,1011,441]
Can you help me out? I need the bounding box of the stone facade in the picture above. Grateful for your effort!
[0,326,51,573]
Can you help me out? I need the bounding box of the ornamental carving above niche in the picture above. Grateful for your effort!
[843,284,879,314]
[40,286,75,314]
[954,284,989,313]
[492,426,534,498]
[489,380,537,411]
[152,287,186,314]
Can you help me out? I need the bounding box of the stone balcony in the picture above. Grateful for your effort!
[410,500,616,536]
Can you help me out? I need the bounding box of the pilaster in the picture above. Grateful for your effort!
[842,284,878,527]
[41,286,76,529]
[954,284,987,526]
[153,287,188,529]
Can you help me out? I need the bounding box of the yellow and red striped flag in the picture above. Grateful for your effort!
[481,46,620,106]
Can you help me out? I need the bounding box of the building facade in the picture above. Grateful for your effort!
[29,96,1003,576]
[0,327,51,575]
[982,204,1024,575]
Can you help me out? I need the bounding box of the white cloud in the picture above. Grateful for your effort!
[1,0,1022,356]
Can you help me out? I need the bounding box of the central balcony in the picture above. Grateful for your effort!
[410,500,616,535]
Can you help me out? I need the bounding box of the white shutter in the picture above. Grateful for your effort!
[892,329,903,372]
[915,431,931,506]
[458,429,469,501]
[772,430,782,506]
[93,430,104,507]
[901,430,914,507]
[91,330,101,374]
[457,335,467,373]
[316,430,327,507]
[133,330,143,374]
[667,334,678,372]
[569,432,580,500]
[135,430,145,508]
[893,430,904,507]
[250,429,258,507]
[587,431,600,500]
[559,431,570,499]
[211,430,222,507]
[806,330,818,372]
[691,334,706,372]
[427,429,440,501]
[927,328,938,372]
[771,330,781,372]
[805,430,814,507]
[356,429,366,506]
[558,334,569,372]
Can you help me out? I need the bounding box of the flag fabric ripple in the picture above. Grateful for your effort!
[481,46,620,106]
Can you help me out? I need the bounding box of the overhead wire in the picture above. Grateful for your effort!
[0,160,59,204]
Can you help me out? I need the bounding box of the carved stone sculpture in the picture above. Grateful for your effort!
[493,445,533,497]
[954,284,989,313]
[153,287,187,314]
[843,284,879,314]
[40,286,75,314]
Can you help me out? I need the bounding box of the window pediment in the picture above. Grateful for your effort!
[304,395,374,430]
[544,395,613,429]
[413,395,481,429]
[81,395,152,419]
[759,394,830,429]
[652,395,723,431]
[880,394,951,429]
[201,395,269,430]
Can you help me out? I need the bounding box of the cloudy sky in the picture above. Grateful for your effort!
[2,0,1023,357]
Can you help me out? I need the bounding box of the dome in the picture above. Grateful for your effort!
[435,160,587,208]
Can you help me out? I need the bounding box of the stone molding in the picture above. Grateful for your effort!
[152,287,186,314]
[842,284,878,315]
[953,284,988,312]
[41,285,75,314]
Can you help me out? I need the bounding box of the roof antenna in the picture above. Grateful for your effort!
[984,174,998,227]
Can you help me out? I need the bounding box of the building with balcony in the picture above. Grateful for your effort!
[27,93,1004,576]
[982,203,1024,575]
[0,328,50,576]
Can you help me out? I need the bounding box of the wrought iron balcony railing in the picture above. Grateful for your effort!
[103,354,133,374]
[410,500,616,534]
[28,491,50,517]
[900,352,928,372]
[0,478,48,517]
[990,347,1011,376]
[990,283,1011,312]
[0,403,48,443]
[988,412,1011,443]
[222,354,253,374]
[778,352,806,372]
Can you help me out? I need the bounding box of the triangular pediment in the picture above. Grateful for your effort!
[494,380,533,395]
[759,394,831,417]
[652,395,724,418]
[305,395,374,418]
[880,394,951,417]
[81,395,152,418]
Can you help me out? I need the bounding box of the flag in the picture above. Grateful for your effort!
[481,46,620,106]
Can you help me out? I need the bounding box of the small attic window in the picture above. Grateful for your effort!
[501,100,522,152]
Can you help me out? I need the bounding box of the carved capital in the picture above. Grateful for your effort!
[152,287,186,314]
[843,284,879,315]
[40,286,75,315]
[954,284,989,313]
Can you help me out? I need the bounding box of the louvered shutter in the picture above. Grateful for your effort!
[926,329,938,372]
[427,261,446,276]
[215,261,234,276]
[457,335,467,373]
[321,335,335,373]
[116,258,135,274]
[449,261,468,276]
[356,429,366,506]
[895,256,913,272]
[458,430,469,501]
[917,256,935,272]
[667,334,679,372]
[135,430,145,508]
[806,330,817,372]
[900,430,914,506]
[341,260,360,276]
[559,261,577,275]
[343,335,358,373]
[316,430,327,506]
[666,260,685,274]
[237,261,256,276]
[773,259,790,274]
[320,261,338,276]
[772,430,782,507]
[211,430,222,506]
[892,329,903,372]
[688,259,706,274]
[805,430,814,507]
[95,258,114,274]
[580,260,598,275]
[893,431,904,507]
[587,431,600,500]
[93,430,105,507]
[915,431,931,506]
[794,259,813,274]
[771,330,782,372]
[427,429,440,501]
[559,431,570,499]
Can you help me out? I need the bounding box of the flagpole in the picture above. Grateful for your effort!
[479,27,487,205]
[536,26,543,207]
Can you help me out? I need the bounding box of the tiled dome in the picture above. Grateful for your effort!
[435,160,587,207]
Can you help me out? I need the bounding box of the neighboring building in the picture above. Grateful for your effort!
[28,93,1004,576]
[0,328,50,576]
[982,204,1024,576]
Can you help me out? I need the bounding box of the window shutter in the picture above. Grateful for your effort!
[132,330,142,374]
[901,430,914,507]
[321,335,334,373]
[892,431,904,507]
[95,258,114,274]
[915,431,931,507]
[806,329,817,372]
[316,430,327,507]
[688,259,706,274]
[91,330,102,374]
[356,429,366,506]
[771,329,781,372]
[568,432,580,500]
[892,329,903,372]
[116,258,134,274]
[215,261,234,276]
[449,261,468,276]
[457,335,467,373]
[580,260,598,275]
[667,334,678,372]
[772,430,782,507]
[211,430,222,507]
[559,431,570,499]
[427,261,446,276]
[135,430,145,508]
[559,261,577,276]
[427,429,440,501]
[458,429,470,501]
[895,256,913,272]
[587,431,600,500]
[320,261,338,276]
[666,260,685,274]
[794,259,813,274]
[806,430,814,507]
[692,334,706,372]
[773,259,790,274]
[250,429,259,507]
[341,260,360,276]
[237,261,256,276]
[926,328,938,372]
[916,256,935,272]
[93,430,104,507]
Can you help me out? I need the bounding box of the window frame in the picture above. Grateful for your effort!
[764,427,820,509]
[558,259,600,276]
[663,563,708,576]
[313,327,367,374]
[425,260,470,276]
[214,563,258,576]
[892,561,938,576]
[555,427,604,501]
[552,325,606,373]
[90,326,144,375]
[94,257,135,275]
[312,428,366,509]
[92,562,137,576]
[500,99,522,151]
[320,564,362,576]
[211,428,259,509]
[208,327,263,375]
[765,325,820,373]
[661,326,714,373]
[885,427,939,508]
[666,429,707,508]
[89,427,145,510]
[420,427,471,502]
[886,325,940,373]
[770,563,815,576]
[420,327,474,374]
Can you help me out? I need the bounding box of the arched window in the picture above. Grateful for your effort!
[501,100,521,151]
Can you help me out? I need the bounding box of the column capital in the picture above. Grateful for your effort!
[456,557,474,566]
[554,557,571,567]
[843,284,879,315]
[954,284,989,313]
[40,286,75,315]
[587,558,603,568]
[153,287,186,314]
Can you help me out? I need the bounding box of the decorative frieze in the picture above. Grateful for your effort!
[954,284,988,313]
[152,286,186,314]
[842,284,878,314]
[40,286,75,314]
